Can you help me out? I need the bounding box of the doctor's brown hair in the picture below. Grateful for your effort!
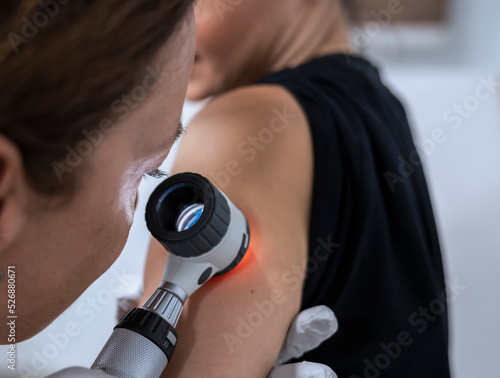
[0,0,193,194]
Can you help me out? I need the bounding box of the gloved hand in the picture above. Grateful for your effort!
[268,305,338,378]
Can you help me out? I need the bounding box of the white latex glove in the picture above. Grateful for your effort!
[268,305,338,378]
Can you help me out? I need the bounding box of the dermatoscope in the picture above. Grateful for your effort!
[91,172,250,377]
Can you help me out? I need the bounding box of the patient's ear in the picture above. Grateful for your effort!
[0,135,27,252]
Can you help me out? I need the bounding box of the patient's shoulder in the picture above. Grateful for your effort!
[177,84,313,203]
[190,84,308,135]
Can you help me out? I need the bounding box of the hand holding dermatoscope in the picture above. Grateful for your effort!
[91,172,250,378]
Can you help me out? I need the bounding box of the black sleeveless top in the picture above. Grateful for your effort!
[258,55,451,378]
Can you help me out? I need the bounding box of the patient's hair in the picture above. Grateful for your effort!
[0,0,193,194]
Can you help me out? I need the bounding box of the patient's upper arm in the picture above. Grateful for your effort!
[148,85,313,377]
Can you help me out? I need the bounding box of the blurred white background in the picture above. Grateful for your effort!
[1,0,499,376]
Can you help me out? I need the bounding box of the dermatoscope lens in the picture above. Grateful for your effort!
[146,172,236,258]
[175,203,205,232]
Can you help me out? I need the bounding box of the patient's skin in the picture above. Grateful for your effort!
[141,1,353,377]
[188,0,352,101]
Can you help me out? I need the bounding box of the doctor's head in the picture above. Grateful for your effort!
[0,0,195,342]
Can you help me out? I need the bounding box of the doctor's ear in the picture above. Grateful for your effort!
[0,135,28,252]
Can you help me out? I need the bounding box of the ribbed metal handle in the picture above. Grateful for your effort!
[143,289,183,327]
[91,328,168,378]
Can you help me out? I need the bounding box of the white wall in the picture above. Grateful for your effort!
[449,0,500,70]
[363,0,500,70]
[382,67,500,378]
